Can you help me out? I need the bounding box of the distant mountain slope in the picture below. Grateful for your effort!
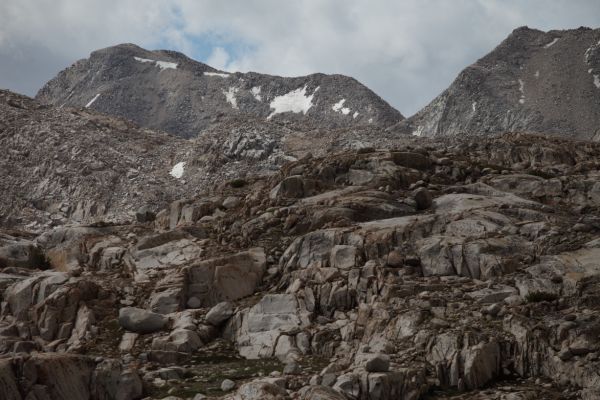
[0,89,412,229]
[394,26,600,140]
[0,89,191,228]
[36,44,403,138]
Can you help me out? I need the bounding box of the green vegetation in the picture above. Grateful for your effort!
[525,291,558,303]
[229,178,247,188]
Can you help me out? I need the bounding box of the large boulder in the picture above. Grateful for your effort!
[205,302,234,326]
[118,307,168,334]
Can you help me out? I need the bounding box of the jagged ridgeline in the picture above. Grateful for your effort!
[36,44,403,138]
[393,27,600,140]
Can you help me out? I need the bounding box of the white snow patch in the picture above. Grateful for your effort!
[170,162,186,179]
[471,101,477,112]
[368,118,373,124]
[353,111,359,119]
[251,86,262,101]
[589,68,594,74]
[332,98,351,116]
[332,99,346,112]
[534,70,540,79]
[544,38,559,48]
[267,86,315,119]
[155,60,178,70]
[204,71,230,78]
[134,57,177,70]
[85,94,100,108]
[518,79,525,104]
[412,126,424,137]
[223,87,239,109]
[594,75,600,89]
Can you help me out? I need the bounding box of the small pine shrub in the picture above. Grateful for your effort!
[229,178,247,188]
[525,291,558,303]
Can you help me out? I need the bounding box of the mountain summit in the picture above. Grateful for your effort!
[36,43,403,138]
[395,26,600,140]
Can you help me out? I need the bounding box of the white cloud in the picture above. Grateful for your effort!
[0,0,599,115]
[206,47,230,70]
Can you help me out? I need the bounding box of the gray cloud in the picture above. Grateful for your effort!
[1,0,599,115]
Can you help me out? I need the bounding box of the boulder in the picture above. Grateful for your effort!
[413,187,432,210]
[223,196,241,209]
[227,380,288,400]
[365,353,390,372]
[206,302,234,326]
[390,151,431,170]
[221,378,236,391]
[135,205,156,223]
[118,307,167,334]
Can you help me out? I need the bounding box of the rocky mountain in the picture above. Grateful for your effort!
[5,28,600,400]
[3,127,600,399]
[395,26,600,140]
[35,43,403,138]
[0,89,189,228]
[0,89,410,230]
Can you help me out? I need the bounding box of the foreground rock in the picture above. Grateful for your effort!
[0,131,599,399]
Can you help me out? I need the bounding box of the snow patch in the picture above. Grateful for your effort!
[534,70,540,79]
[332,98,351,115]
[412,126,424,137]
[134,57,177,70]
[85,94,100,108]
[584,41,600,63]
[594,75,600,89]
[471,101,477,112]
[544,38,559,48]
[170,162,186,179]
[251,86,262,101]
[223,87,239,109]
[589,68,594,74]
[204,72,230,78]
[368,118,373,124]
[518,79,525,104]
[267,86,315,119]
[332,99,346,112]
[353,111,359,119]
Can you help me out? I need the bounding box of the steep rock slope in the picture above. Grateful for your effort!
[36,44,403,138]
[395,26,600,140]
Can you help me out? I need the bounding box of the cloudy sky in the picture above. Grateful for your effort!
[1,0,599,115]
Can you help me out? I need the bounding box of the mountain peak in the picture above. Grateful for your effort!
[393,26,600,140]
[36,44,403,138]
